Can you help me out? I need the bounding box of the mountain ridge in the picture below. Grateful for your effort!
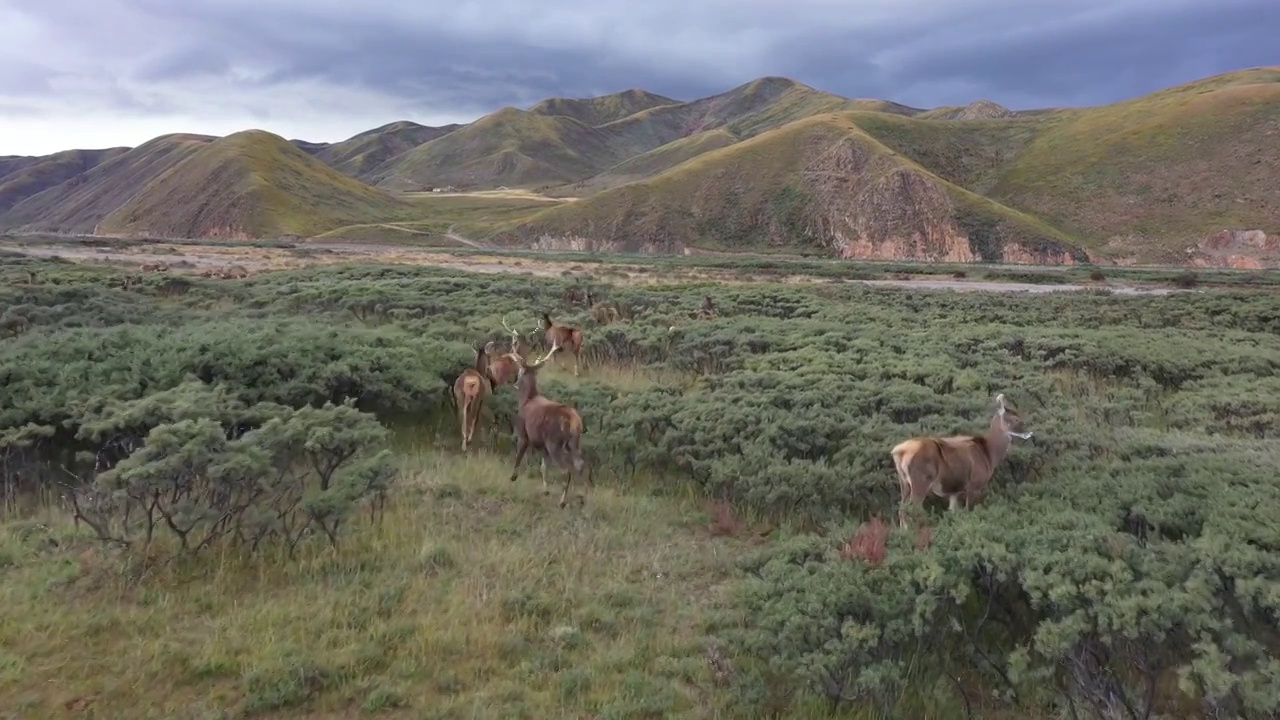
[1,66,1277,267]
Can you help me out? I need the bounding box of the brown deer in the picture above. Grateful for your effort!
[452,345,492,451]
[484,316,533,389]
[586,291,619,326]
[139,262,169,272]
[508,335,590,508]
[539,312,584,376]
[890,393,1033,530]
[693,295,718,320]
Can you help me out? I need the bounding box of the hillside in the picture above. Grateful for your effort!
[503,113,1088,263]
[96,130,415,239]
[0,134,216,234]
[370,108,628,191]
[316,121,462,180]
[369,78,922,193]
[528,88,679,126]
[0,147,129,213]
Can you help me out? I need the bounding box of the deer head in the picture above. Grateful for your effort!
[993,393,1033,441]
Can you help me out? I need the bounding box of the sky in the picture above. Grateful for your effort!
[0,0,1276,156]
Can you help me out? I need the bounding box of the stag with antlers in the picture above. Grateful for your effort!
[890,392,1033,529]
[483,316,534,390]
[452,344,493,451]
[538,312,584,377]
[508,334,590,508]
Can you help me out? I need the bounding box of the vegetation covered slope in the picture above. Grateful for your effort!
[371,77,922,193]
[0,134,216,234]
[528,88,679,126]
[369,108,629,191]
[987,68,1280,262]
[316,120,462,180]
[0,147,129,214]
[96,130,416,239]
[506,113,1086,263]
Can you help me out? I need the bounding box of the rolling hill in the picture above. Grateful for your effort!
[96,130,416,239]
[1,66,1277,265]
[0,134,217,234]
[0,147,130,214]
[315,121,462,180]
[501,113,1088,263]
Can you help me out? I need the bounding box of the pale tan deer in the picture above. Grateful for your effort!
[539,312,584,376]
[452,345,492,451]
[890,393,1033,529]
[508,335,590,508]
[586,291,619,326]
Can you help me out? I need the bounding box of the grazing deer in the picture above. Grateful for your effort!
[452,345,492,451]
[139,261,169,272]
[890,393,1033,530]
[508,335,590,508]
[539,312,584,376]
[586,292,620,326]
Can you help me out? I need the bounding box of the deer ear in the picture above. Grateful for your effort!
[994,393,1006,415]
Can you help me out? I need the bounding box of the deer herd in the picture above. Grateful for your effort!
[453,289,1035,527]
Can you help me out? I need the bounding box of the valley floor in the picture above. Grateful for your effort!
[0,235,1246,296]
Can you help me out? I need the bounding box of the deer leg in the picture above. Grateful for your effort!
[541,454,550,495]
[509,435,529,482]
[459,398,469,451]
[948,494,962,512]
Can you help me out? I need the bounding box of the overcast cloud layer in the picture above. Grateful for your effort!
[1,0,1276,155]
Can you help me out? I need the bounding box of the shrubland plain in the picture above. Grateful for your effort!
[2,250,1278,719]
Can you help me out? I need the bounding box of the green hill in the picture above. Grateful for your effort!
[502,113,1086,263]
[316,121,462,180]
[0,147,129,214]
[0,134,216,234]
[529,88,679,126]
[370,108,628,191]
[96,130,415,239]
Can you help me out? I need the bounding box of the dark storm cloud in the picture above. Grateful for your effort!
[2,0,1277,126]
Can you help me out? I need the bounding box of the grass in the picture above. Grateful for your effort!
[0,447,755,719]
[315,122,461,180]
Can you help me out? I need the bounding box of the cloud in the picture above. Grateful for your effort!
[0,0,1275,154]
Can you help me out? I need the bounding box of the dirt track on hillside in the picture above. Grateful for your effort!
[1,236,1191,296]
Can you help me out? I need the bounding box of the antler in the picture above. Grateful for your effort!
[527,336,561,369]
[501,314,522,351]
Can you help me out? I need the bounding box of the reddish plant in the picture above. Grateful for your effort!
[840,516,890,566]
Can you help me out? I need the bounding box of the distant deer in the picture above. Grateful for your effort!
[693,295,718,320]
[890,393,1033,529]
[139,262,169,272]
[508,335,590,508]
[586,291,619,325]
[539,312,584,376]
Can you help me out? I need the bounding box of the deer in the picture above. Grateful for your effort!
[484,316,533,389]
[692,295,718,320]
[452,344,492,451]
[890,392,1033,530]
[139,261,169,273]
[539,312,584,376]
[586,291,620,326]
[508,333,590,508]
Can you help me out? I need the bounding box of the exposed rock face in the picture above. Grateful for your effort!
[1186,229,1280,269]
